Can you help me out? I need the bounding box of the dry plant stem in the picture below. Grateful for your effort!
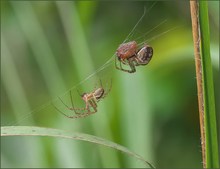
[190,1,206,168]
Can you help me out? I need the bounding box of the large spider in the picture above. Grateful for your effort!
[53,80,112,119]
[115,41,153,73]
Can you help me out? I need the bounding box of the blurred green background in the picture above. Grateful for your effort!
[1,1,219,168]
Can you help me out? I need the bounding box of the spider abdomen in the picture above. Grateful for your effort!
[94,88,105,100]
[136,45,153,65]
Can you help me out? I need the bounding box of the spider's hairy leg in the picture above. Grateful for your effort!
[127,59,136,73]
[88,99,98,113]
[72,99,97,118]
[63,91,80,114]
[57,91,81,115]
[115,56,121,70]
[115,56,128,72]
[73,110,97,118]
[133,58,141,66]
[84,97,90,110]
[70,90,74,108]
[54,104,94,119]
[52,103,76,119]
[120,60,136,73]
[115,55,136,73]
[57,90,74,110]
[76,89,90,111]
[58,96,71,109]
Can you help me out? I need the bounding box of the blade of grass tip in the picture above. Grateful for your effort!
[1,126,155,168]
[190,1,219,168]
[199,1,219,168]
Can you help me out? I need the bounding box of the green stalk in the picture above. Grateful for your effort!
[199,1,219,168]
[190,1,219,168]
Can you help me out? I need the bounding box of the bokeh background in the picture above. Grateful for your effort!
[1,1,219,168]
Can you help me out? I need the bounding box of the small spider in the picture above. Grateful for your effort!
[53,80,112,119]
[115,41,153,73]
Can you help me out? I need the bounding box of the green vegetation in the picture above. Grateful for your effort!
[1,1,219,168]
[198,1,219,168]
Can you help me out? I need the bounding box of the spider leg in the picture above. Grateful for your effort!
[72,109,97,118]
[75,106,97,114]
[57,91,81,115]
[54,91,98,119]
[71,100,97,118]
[133,58,140,66]
[68,90,82,115]
[57,90,74,110]
[74,89,96,115]
[53,103,96,119]
[87,99,97,111]
[120,59,128,65]
[70,90,74,108]
[58,90,89,115]
[115,60,130,73]
[120,60,136,73]
[114,54,136,73]
[115,56,127,70]
[58,96,71,110]
[52,103,77,119]
[56,101,97,118]
[73,98,97,114]
[115,56,122,70]
[127,58,137,73]
[70,107,88,113]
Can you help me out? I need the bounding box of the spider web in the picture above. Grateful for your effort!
[3,2,180,126]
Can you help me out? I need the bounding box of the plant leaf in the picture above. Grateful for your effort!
[1,126,155,168]
[199,1,219,168]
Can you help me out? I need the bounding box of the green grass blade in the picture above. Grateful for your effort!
[1,35,33,125]
[11,1,66,96]
[1,126,155,168]
[199,1,219,168]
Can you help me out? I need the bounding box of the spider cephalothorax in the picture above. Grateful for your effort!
[115,41,153,73]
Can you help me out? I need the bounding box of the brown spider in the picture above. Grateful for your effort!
[53,80,112,119]
[115,41,153,73]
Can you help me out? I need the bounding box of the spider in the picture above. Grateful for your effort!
[115,41,153,73]
[53,80,112,119]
